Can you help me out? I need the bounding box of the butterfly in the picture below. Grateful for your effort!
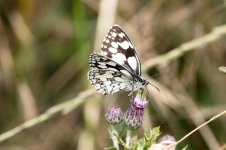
[88,25,157,95]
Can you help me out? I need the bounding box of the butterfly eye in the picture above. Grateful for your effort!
[142,80,148,86]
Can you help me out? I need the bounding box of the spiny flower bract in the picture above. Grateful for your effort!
[123,94,148,130]
[105,106,123,125]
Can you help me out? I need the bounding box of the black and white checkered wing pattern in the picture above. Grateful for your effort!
[88,54,134,95]
[87,25,151,95]
[101,25,141,76]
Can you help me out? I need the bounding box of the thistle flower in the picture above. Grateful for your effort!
[158,134,176,144]
[105,106,123,124]
[123,94,148,130]
[148,134,176,150]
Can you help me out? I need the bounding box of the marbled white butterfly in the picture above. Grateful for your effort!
[88,25,154,95]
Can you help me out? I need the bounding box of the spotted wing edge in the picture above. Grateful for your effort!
[100,24,142,76]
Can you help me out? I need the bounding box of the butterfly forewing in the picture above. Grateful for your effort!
[101,25,141,76]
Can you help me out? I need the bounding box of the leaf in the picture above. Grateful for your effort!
[136,138,146,150]
[151,126,161,135]
[144,126,161,148]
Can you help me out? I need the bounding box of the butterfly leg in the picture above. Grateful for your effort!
[128,85,135,98]
[140,88,144,96]
[128,90,135,99]
[128,91,133,97]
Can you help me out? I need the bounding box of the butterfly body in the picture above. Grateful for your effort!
[88,25,150,95]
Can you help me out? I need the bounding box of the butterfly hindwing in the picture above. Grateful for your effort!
[101,25,141,76]
[88,69,133,95]
[88,54,134,94]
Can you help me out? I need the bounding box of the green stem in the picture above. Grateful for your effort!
[125,129,132,148]
[109,125,119,150]
[0,89,95,142]
[142,25,226,71]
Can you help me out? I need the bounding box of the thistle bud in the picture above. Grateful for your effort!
[105,106,123,124]
[148,134,176,150]
[158,134,176,144]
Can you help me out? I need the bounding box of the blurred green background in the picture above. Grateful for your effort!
[0,0,226,149]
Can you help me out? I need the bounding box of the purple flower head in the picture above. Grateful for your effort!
[158,134,176,144]
[105,106,123,125]
[132,94,148,109]
[148,134,176,150]
[124,94,148,130]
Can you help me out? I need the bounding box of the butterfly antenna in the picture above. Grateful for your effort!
[147,83,160,92]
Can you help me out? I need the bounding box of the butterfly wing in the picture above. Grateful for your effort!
[88,54,134,94]
[88,69,133,95]
[101,25,141,76]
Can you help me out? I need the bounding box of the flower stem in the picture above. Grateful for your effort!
[125,129,132,148]
[109,125,119,150]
